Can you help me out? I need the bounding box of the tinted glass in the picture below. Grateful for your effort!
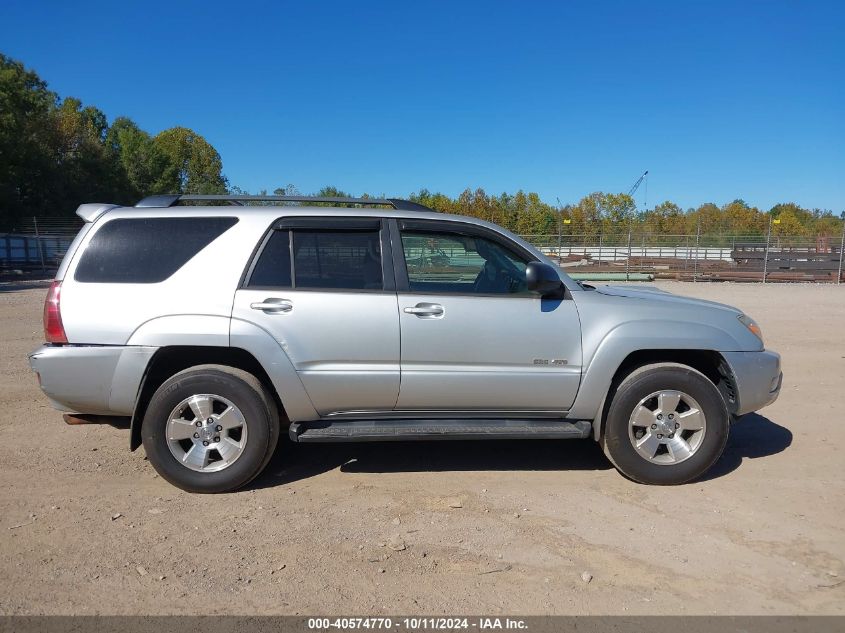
[248,230,291,287]
[75,217,238,283]
[293,230,382,290]
[401,230,528,294]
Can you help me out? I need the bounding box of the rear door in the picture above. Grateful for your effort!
[232,217,400,415]
[393,219,582,413]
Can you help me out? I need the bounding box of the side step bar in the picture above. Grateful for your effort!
[289,418,592,443]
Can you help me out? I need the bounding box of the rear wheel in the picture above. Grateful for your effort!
[141,365,279,493]
[602,363,729,485]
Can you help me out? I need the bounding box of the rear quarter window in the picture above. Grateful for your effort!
[74,217,238,283]
[247,230,292,288]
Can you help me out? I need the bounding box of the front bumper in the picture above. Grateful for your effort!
[28,344,158,415]
[722,350,782,416]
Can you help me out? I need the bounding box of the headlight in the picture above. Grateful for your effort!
[738,314,763,343]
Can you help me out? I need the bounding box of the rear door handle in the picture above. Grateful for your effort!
[250,299,293,313]
[403,303,444,317]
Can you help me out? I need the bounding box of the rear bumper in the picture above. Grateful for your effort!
[28,344,157,415]
[722,350,782,416]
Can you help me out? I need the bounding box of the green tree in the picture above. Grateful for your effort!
[720,199,766,236]
[644,201,686,237]
[811,209,842,237]
[0,53,59,222]
[153,127,228,194]
[314,185,352,198]
[273,184,300,196]
[599,193,636,239]
[570,192,635,240]
[410,189,455,214]
[52,97,126,207]
[770,204,807,237]
[105,117,170,200]
[689,202,721,234]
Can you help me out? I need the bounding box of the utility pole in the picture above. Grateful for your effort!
[837,214,845,285]
[33,217,46,273]
[693,218,701,282]
[763,215,773,284]
[556,197,563,264]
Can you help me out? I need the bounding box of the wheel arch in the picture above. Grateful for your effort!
[588,349,737,442]
[129,346,288,451]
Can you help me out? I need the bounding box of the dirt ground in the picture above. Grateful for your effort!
[0,281,843,615]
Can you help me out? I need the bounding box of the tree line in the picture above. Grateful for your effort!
[1,53,842,239]
[0,53,227,227]
[410,190,844,239]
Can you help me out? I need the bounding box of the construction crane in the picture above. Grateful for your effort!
[628,170,649,210]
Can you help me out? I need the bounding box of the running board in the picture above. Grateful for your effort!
[289,419,592,443]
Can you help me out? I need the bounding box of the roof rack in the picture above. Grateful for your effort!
[135,194,433,212]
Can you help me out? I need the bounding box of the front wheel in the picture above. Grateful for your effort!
[141,365,279,493]
[602,363,729,485]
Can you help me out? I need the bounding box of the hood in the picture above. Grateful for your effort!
[593,284,742,315]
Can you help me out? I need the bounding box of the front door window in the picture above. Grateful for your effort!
[400,231,528,294]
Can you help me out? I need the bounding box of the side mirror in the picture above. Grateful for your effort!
[525,261,564,297]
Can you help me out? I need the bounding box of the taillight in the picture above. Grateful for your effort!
[43,280,68,344]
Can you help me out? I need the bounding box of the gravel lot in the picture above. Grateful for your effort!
[0,281,843,615]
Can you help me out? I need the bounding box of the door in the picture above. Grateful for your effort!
[232,218,400,415]
[394,219,582,413]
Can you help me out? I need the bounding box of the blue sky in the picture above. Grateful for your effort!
[2,0,843,211]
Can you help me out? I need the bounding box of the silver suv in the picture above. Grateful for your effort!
[29,195,782,492]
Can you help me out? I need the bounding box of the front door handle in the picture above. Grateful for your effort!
[403,303,444,317]
[250,299,293,313]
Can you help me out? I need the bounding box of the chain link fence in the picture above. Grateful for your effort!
[2,216,844,283]
[521,227,845,283]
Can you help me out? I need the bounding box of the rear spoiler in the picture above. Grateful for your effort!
[75,203,120,223]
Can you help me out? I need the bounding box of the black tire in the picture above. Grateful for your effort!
[602,363,729,485]
[141,365,279,493]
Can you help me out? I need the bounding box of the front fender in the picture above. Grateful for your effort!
[567,319,741,424]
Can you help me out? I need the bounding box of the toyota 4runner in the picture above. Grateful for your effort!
[29,195,782,492]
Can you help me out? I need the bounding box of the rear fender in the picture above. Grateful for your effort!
[126,315,230,347]
[128,318,318,450]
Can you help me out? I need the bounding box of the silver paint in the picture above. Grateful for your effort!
[30,203,782,439]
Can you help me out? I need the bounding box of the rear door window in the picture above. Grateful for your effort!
[74,217,238,283]
[247,227,384,291]
[292,230,382,290]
